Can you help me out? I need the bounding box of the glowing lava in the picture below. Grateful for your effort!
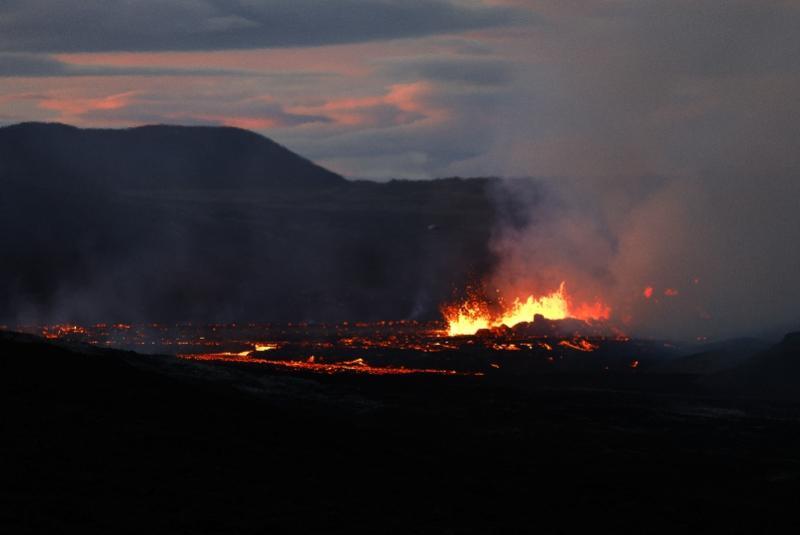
[443,282,610,336]
[179,352,474,376]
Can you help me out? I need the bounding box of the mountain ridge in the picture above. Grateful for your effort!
[0,121,345,191]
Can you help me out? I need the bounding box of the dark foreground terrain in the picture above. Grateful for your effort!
[3,331,800,534]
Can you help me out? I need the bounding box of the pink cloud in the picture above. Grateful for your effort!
[290,82,446,127]
[38,91,139,118]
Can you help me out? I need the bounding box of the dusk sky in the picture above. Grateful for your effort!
[2,0,799,180]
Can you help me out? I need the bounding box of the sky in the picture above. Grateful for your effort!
[0,0,796,180]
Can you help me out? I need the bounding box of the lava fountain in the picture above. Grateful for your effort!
[442,281,610,336]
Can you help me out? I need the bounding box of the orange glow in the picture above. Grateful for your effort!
[18,321,627,377]
[443,282,610,336]
[558,338,599,352]
[442,299,493,337]
[499,282,571,325]
[39,91,138,117]
[179,351,473,376]
[569,300,612,321]
[40,324,88,339]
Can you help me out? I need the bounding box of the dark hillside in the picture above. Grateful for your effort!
[0,122,344,191]
[0,123,497,324]
[709,332,800,399]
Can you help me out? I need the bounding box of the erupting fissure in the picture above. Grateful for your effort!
[443,281,610,336]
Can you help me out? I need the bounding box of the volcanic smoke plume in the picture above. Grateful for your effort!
[485,173,800,341]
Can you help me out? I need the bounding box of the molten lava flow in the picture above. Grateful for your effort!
[443,281,610,336]
[178,352,473,376]
[558,338,599,352]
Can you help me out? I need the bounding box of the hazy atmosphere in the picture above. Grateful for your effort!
[2,0,800,339]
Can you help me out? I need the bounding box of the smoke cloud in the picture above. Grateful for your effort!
[465,1,800,341]
[487,172,800,340]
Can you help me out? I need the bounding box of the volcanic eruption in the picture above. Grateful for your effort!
[442,281,611,336]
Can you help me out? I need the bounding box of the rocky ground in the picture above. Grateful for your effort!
[2,331,800,534]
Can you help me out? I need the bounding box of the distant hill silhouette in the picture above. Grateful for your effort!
[0,122,344,190]
[653,337,772,375]
[0,123,500,324]
[705,332,800,399]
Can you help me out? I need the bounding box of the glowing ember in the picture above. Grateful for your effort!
[443,282,610,336]
[41,324,88,339]
[643,287,654,299]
